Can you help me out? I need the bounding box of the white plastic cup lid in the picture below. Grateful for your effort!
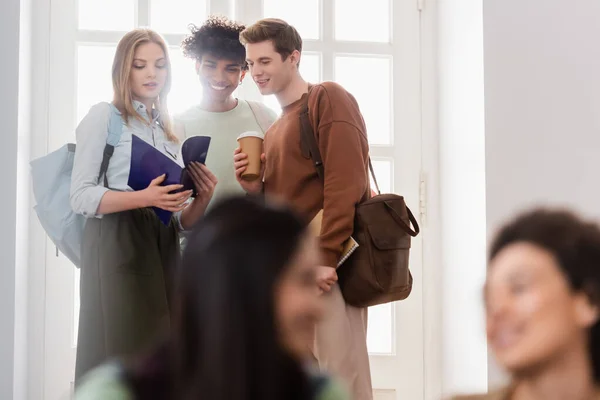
[237,131,264,141]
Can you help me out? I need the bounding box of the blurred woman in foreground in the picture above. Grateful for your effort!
[454,209,600,400]
[75,196,348,400]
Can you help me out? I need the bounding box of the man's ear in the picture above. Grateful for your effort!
[195,60,201,75]
[289,50,301,68]
[240,70,247,83]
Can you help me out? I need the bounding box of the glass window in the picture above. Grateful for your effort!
[371,159,393,194]
[335,56,392,145]
[301,52,321,84]
[76,45,117,124]
[335,0,391,43]
[78,0,134,31]
[169,48,203,115]
[263,0,320,40]
[367,303,394,354]
[150,0,207,34]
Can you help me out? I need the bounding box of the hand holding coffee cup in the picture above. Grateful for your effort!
[236,131,265,181]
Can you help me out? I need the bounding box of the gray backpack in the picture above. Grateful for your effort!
[30,103,123,267]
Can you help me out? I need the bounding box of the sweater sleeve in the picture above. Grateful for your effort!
[310,84,370,268]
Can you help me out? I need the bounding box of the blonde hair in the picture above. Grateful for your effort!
[112,28,177,142]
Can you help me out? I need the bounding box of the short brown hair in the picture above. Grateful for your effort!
[239,18,302,61]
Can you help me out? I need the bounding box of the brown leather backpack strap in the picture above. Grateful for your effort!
[368,159,381,195]
[383,201,420,236]
[299,94,325,181]
[299,87,379,191]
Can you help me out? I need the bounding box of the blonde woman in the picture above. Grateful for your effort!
[70,28,217,383]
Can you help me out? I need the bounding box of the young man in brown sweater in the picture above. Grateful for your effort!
[233,18,373,400]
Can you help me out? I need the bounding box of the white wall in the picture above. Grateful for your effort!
[17,0,33,397]
[0,0,22,399]
[435,0,489,396]
[483,0,600,387]
[28,0,51,397]
[0,0,33,398]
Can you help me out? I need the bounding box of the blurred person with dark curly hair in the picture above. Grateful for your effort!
[451,209,600,400]
[174,16,277,211]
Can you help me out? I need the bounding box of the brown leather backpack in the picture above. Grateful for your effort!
[299,96,420,308]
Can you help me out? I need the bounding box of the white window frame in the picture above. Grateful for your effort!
[26,1,444,399]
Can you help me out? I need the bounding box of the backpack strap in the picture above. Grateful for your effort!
[247,100,276,133]
[299,97,324,180]
[99,104,124,188]
[298,91,381,194]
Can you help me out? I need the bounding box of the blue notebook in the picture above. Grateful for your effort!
[128,135,211,225]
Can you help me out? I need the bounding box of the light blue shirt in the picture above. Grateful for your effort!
[70,101,183,224]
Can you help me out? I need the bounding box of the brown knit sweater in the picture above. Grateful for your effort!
[263,82,370,268]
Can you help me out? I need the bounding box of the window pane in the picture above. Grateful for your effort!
[169,48,203,115]
[263,0,320,40]
[301,53,321,84]
[151,0,207,34]
[371,159,392,194]
[78,0,134,31]
[77,45,116,124]
[77,46,202,121]
[335,56,392,145]
[263,53,321,115]
[335,0,390,43]
[367,303,393,354]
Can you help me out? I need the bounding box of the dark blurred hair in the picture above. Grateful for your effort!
[490,208,600,382]
[181,15,248,70]
[125,196,313,399]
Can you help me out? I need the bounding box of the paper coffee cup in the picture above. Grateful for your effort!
[237,131,264,181]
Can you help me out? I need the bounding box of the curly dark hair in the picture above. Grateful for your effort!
[181,15,248,70]
[490,208,600,382]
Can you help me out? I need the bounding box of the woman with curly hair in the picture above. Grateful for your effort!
[452,209,600,400]
[174,16,277,210]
